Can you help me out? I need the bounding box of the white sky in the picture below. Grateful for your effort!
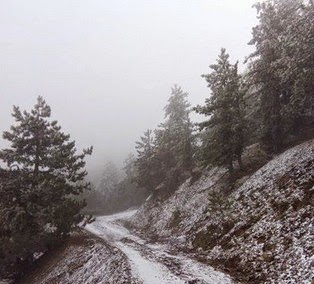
[0,0,258,174]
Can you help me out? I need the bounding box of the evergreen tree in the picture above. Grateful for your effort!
[0,97,92,276]
[274,0,314,134]
[246,1,287,151]
[135,129,161,191]
[135,86,194,194]
[93,160,121,212]
[195,49,246,172]
[246,0,314,151]
[97,160,120,196]
[152,85,194,192]
[161,85,194,172]
[123,153,137,181]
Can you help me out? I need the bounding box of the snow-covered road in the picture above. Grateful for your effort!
[85,209,234,284]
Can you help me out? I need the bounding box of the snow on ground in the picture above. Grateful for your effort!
[86,209,234,284]
[131,166,229,239]
[86,209,141,242]
[21,231,132,284]
[20,141,313,284]
[130,139,314,283]
[117,242,184,284]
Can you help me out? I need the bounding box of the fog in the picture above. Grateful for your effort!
[0,0,257,176]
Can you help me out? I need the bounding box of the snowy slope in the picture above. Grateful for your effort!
[131,166,228,239]
[130,140,314,283]
[21,232,132,284]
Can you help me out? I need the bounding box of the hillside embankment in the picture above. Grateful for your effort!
[130,140,314,283]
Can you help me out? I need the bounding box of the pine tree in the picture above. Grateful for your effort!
[195,48,246,172]
[162,85,194,172]
[151,85,194,192]
[246,1,286,151]
[123,153,137,181]
[0,97,92,276]
[275,0,314,133]
[135,129,160,191]
[95,160,121,212]
[246,0,314,151]
[97,161,120,195]
[135,86,194,194]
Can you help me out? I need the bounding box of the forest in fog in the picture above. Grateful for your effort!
[0,0,313,283]
[84,0,313,215]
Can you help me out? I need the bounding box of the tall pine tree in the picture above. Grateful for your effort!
[153,85,194,191]
[135,129,161,191]
[0,97,92,276]
[246,0,314,151]
[135,86,194,194]
[195,49,246,172]
[162,85,194,172]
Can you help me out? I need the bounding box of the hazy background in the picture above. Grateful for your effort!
[0,0,257,177]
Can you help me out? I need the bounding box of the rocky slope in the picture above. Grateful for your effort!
[130,140,314,283]
[20,232,132,284]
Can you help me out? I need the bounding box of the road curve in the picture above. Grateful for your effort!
[85,209,234,284]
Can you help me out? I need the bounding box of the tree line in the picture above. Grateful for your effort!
[82,159,149,215]
[131,0,314,195]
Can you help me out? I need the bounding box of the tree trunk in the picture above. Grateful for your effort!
[34,154,39,177]
[238,154,243,170]
[228,160,234,173]
[34,137,40,179]
[34,114,40,179]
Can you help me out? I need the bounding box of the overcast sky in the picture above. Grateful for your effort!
[0,0,258,176]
